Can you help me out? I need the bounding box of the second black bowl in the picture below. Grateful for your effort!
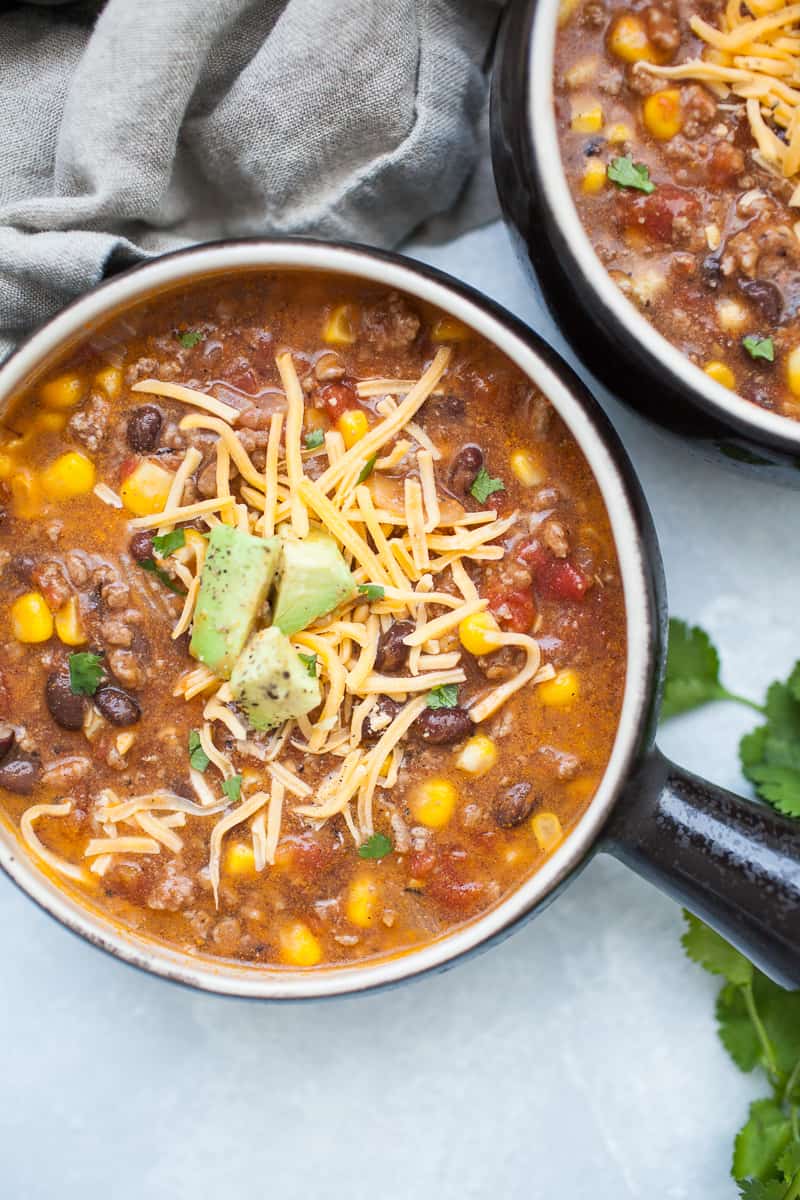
[490,0,800,483]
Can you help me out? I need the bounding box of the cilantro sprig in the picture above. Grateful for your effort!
[470,466,504,504]
[188,729,210,772]
[607,155,656,194]
[357,453,378,484]
[661,618,763,720]
[743,336,775,364]
[663,619,800,1195]
[358,583,385,601]
[178,330,204,348]
[222,775,242,803]
[297,651,318,678]
[426,684,459,709]
[358,832,393,860]
[152,529,186,557]
[304,429,325,450]
[140,558,186,594]
[68,651,104,696]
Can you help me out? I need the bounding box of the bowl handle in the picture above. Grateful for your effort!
[601,748,800,988]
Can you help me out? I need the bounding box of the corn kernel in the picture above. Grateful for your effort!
[787,347,800,396]
[538,668,580,708]
[41,451,96,501]
[0,454,13,482]
[323,304,357,346]
[582,159,607,195]
[608,14,654,63]
[34,411,68,433]
[571,102,603,133]
[564,56,599,89]
[704,360,736,390]
[10,469,43,519]
[337,408,369,449]
[55,595,86,646]
[11,591,54,643]
[459,610,502,657]
[532,811,564,854]
[120,459,174,516]
[346,874,380,928]
[431,316,470,342]
[606,122,632,144]
[378,756,392,779]
[642,89,682,140]
[279,919,323,967]
[455,734,497,778]
[715,299,748,334]
[510,448,545,487]
[225,841,256,876]
[94,366,122,399]
[40,373,85,411]
[410,777,458,829]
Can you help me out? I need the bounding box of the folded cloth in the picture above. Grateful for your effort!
[0,0,503,360]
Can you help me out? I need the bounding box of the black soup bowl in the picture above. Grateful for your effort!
[491,0,800,483]
[0,239,798,997]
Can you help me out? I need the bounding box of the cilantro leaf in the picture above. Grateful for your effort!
[188,730,210,772]
[469,466,504,504]
[738,1181,786,1200]
[753,973,800,1078]
[222,775,242,803]
[717,984,762,1073]
[140,558,185,594]
[152,529,186,557]
[357,453,378,484]
[68,651,104,697]
[607,155,656,194]
[358,832,393,860]
[358,583,385,601]
[743,336,775,364]
[298,651,318,678]
[304,429,325,450]
[777,1145,800,1180]
[733,1100,793,1183]
[662,618,761,719]
[739,664,800,816]
[178,330,204,348]
[682,911,753,986]
[426,683,459,709]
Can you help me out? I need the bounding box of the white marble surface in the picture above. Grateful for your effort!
[3,222,797,1199]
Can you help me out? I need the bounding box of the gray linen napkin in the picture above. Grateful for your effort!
[0,0,503,360]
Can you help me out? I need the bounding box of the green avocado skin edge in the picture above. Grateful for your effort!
[189,526,280,680]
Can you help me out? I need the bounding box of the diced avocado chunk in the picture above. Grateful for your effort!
[271,531,356,636]
[230,626,321,730]
[190,526,280,679]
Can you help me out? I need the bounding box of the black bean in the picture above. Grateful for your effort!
[126,405,163,452]
[738,279,784,325]
[45,672,86,731]
[423,393,466,421]
[0,753,41,795]
[375,621,414,673]
[129,531,154,562]
[7,554,35,583]
[700,254,721,290]
[449,445,483,496]
[583,136,604,157]
[492,783,536,828]
[0,724,15,761]
[363,696,402,741]
[94,685,141,726]
[414,707,473,745]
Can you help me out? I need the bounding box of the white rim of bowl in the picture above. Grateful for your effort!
[0,240,653,999]
[530,0,800,450]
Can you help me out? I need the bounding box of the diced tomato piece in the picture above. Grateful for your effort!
[317,381,358,421]
[119,455,139,482]
[407,848,436,880]
[426,848,486,915]
[276,833,336,884]
[487,586,536,634]
[542,560,590,601]
[619,183,701,245]
[515,538,589,602]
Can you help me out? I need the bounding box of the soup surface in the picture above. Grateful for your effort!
[0,271,625,968]
[556,0,800,420]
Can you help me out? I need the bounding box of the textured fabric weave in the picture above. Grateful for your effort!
[0,0,502,357]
